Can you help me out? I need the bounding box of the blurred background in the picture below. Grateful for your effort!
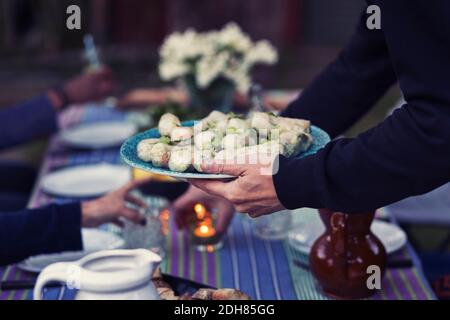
[2,0,448,296]
[0,0,399,125]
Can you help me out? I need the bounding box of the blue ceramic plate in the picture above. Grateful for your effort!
[120,120,330,179]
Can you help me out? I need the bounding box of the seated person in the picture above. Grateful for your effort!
[0,67,147,266]
[0,67,115,211]
[0,179,148,266]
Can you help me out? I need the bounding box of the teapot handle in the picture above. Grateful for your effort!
[33,262,77,300]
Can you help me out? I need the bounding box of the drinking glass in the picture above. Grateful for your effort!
[252,210,292,240]
[122,194,169,259]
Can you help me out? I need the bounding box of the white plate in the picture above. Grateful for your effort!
[60,121,137,149]
[288,216,407,255]
[18,229,125,273]
[41,163,131,197]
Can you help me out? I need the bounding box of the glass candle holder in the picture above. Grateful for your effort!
[122,193,169,259]
[190,203,223,253]
[253,210,292,240]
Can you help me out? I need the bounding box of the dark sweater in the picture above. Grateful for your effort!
[0,95,83,266]
[0,203,82,266]
[275,0,450,213]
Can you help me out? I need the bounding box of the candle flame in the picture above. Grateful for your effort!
[160,209,170,221]
[160,209,170,236]
[194,203,207,220]
[199,225,209,234]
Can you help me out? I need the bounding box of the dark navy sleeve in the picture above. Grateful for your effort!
[274,1,450,213]
[0,94,58,151]
[0,203,83,266]
[282,13,396,138]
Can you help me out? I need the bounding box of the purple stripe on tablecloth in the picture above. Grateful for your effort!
[182,231,190,280]
[402,268,429,300]
[381,273,398,300]
[207,252,216,287]
[169,219,179,276]
[12,269,32,300]
[389,269,413,300]
[194,249,203,283]
[0,266,18,300]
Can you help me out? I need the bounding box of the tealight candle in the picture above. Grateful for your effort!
[191,203,223,252]
[194,203,209,220]
[159,209,170,236]
[194,222,216,238]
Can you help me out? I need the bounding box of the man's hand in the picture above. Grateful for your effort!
[171,185,235,234]
[189,160,285,218]
[81,179,150,228]
[63,67,116,105]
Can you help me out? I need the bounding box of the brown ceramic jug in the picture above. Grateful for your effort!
[309,209,387,299]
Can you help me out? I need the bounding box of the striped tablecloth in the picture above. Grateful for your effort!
[0,105,436,300]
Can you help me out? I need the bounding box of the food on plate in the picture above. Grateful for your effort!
[194,110,229,132]
[194,129,222,151]
[222,133,246,150]
[211,289,251,300]
[192,148,215,172]
[168,146,193,172]
[190,288,215,300]
[275,116,311,134]
[137,138,160,162]
[215,140,282,162]
[149,142,171,167]
[249,112,274,131]
[152,268,251,300]
[170,126,193,143]
[158,113,181,136]
[278,131,312,157]
[190,288,251,300]
[227,117,249,131]
[136,110,313,174]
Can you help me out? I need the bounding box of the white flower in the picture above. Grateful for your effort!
[159,61,189,81]
[217,22,252,53]
[158,22,279,93]
[196,52,229,88]
[224,64,251,94]
[245,40,278,66]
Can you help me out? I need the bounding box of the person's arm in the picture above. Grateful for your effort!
[0,94,59,151]
[0,179,150,266]
[190,1,450,217]
[0,67,116,151]
[282,13,396,138]
[275,0,450,213]
[0,203,82,266]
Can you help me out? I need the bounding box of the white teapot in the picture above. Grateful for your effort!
[34,249,162,300]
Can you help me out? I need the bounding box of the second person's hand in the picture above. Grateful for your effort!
[81,179,151,228]
[171,185,235,235]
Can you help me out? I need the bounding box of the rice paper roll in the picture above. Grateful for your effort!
[194,129,223,151]
[150,142,172,167]
[169,146,194,172]
[192,148,215,172]
[159,113,181,136]
[170,126,193,143]
[137,138,160,162]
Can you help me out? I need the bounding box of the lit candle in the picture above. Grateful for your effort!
[194,203,209,220]
[193,203,216,238]
[194,223,216,238]
[159,209,170,236]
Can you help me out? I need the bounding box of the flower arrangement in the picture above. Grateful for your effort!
[159,23,278,95]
